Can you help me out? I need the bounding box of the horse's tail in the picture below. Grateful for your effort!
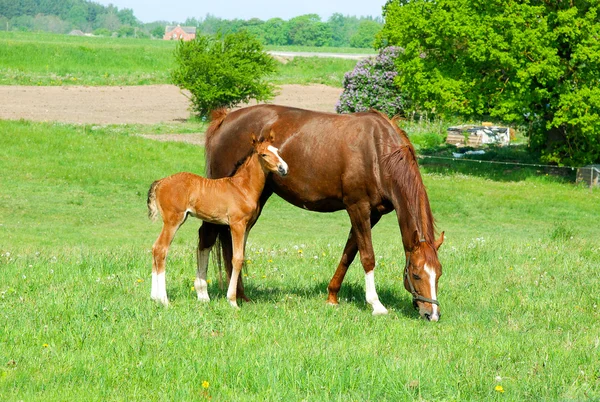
[147,180,161,221]
[205,108,229,177]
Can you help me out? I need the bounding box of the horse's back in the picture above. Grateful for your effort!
[205,105,405,211]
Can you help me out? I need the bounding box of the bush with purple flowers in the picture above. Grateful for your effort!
[336,47,408,117]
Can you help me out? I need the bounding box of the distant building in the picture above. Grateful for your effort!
[163,25,196,41]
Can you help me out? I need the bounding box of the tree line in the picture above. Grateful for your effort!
[0,0,382,47]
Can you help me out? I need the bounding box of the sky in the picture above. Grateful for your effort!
[93,0,387,23]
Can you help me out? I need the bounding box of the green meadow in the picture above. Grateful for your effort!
[0,31,358,87]
[1,119,599,400]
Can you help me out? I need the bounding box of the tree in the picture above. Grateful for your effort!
[328,13,360,47]
[380,0,600,166]
[350,19,381,48]
[171,31,277,117]
[263,18,288,45]
[287,14,331,46]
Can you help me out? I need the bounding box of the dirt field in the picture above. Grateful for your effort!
[0,84,343,125]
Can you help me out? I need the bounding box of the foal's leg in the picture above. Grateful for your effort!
[151,212,185,306]
[195,222,218,302]
[226,223,247,308]
[327,212,382,305]
[219,227,250,302]
[346,204,388,315]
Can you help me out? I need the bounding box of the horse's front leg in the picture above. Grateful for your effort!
[327,211,382,305]
[346,203,388,316]
[226,222,247,308]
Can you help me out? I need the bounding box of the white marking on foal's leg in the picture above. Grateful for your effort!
[365,270,388,316]
[151,272,169,306]
[424,264,439,320]
[195,247,211,302]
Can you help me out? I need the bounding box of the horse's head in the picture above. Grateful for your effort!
[251,131,288,177]
[403,230,444,321]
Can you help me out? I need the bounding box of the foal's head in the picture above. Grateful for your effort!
[403,231,445,322]
[251,131,288,177]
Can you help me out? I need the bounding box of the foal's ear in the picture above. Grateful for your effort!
[250,133,258,146]
[267,129,276,143]
[435,231,445,250]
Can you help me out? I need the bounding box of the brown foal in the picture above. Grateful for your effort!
[147,132,288,308]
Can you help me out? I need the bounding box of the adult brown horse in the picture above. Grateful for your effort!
[198,104,444,321]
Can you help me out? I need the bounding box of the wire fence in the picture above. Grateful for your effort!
[417,154,600,188]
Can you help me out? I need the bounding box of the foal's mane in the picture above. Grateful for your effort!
[383,143,436,249]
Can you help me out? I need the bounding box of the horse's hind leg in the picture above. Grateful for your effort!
[195,222,218,302]
[151,213,184,306]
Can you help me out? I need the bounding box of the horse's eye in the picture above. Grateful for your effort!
[412,274,421,280]
[261,154,268,157]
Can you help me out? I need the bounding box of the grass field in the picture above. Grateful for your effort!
[1,120,599,400]
[0,31,359,87]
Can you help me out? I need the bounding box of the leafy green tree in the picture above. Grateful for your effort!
[117,24,134,37]
[150,25,164,38]
[349,19,381,48]
[328,13,360,47]
[380,0,600,166]
[287,14,331,46]
[171,31,277,117]
[263,18,288,45]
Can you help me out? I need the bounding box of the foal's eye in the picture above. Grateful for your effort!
[412,274,421,280]
[261,154,268,157]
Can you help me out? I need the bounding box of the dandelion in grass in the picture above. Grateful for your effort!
[43,343,49,348]
[137,279,144,283]
[202,380,209,389]
[495,385,504,393]
[268,259,273,263]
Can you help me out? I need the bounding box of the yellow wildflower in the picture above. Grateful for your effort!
[43,343,49,348]
[202,380,209,389]
[495,385,504,393]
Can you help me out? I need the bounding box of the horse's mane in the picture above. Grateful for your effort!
[367,109,412,145]
[383,144,436,251]
[205,108,229,177]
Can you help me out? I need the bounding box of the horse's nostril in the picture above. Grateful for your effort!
[424,313,431,321]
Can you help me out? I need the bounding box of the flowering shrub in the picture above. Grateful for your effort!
[336,46,408,117]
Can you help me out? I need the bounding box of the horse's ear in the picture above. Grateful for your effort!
[412,230,420,249]
[435,231,445,250]
[267,129,276,143]
[250,133,258,146]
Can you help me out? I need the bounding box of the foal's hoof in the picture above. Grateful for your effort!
[152,296,169,307]
[228,300,240,309]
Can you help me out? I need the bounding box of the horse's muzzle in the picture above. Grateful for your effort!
[278,165,288,176]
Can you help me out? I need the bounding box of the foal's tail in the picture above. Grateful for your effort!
[147,180,161,221]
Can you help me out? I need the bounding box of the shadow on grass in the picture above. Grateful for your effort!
[165,279,420,318]
[418,144,577,183]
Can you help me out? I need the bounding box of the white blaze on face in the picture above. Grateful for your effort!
[424,264,439,318]
[267,145,288,174]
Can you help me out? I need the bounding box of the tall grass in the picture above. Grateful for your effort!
[0,31,360,87]
[1,120,599,400]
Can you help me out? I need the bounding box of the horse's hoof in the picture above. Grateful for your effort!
[371,301,388,315]
[197,294,210,302]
